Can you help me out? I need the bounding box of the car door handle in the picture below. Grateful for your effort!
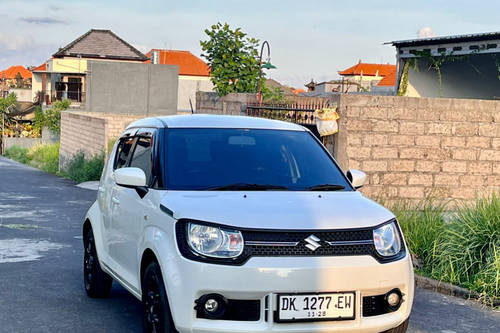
[111,197,120,205]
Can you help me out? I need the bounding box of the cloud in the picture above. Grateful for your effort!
[417,27,436,38]
[49,5,63,11]
[0,33,34,51]
[20,17,67,25]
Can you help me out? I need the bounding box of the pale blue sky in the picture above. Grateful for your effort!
[1,0,499,88]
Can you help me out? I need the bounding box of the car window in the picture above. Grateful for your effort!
[114,137,135,170]
[164,128,352,191]
[129,136,153,185]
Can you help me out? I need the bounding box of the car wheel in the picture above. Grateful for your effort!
[382,318,409,333]
[142,261,177,333]
[83,228,113,298]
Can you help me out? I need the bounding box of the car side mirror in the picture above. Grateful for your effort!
[346,169,366,189]
[114,167,147,187]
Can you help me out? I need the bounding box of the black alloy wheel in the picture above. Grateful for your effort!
[142,261,176,333]
[83,228,112,297]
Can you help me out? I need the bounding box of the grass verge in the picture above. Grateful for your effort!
[3,144,104,183]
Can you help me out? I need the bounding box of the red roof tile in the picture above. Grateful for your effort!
[145,49,210,76]
[377,70,397,86]
[339,63,396,77]
[0,65,32,79]
[33,63,47,72]
[292,88,306,95]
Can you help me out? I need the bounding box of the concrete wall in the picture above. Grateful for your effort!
[196,92,258,115]
[9,88,32,102]
[178,76,213,112]
[59,111,147,169]
[3,129,58,150]
[334,94,500,204]
[86,61,178,115]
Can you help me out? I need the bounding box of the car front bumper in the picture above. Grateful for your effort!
[161,252,414,333]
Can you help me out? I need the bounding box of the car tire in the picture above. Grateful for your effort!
[83,228,113,298]
[142,261,177,333]
[382,318,409,333]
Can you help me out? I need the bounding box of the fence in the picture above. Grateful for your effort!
[245,98,330,125]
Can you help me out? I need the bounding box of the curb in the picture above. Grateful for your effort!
[415,274,479,300]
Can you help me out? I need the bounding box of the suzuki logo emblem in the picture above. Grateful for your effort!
[304,235,321,251]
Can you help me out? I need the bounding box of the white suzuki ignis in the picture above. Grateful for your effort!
[83,114,414,333]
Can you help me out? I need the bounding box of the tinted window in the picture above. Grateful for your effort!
[129,137,153,185]
[114,137,135,170]
[164,128,352,191]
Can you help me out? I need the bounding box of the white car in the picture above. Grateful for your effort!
[83,114,414,333]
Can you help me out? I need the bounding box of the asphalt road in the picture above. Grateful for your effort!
[0,156,499,333]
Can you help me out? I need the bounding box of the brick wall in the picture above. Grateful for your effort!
[59,111,146,169]
[334,94,500,204]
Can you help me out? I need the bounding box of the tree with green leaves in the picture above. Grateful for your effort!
[200,23,263,96]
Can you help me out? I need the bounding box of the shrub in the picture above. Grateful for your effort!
[62,152,104,183]
[32,99,71,135]
[26,143,60,174]
[4,146,30,164]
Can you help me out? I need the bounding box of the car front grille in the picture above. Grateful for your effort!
[242,229,374,257]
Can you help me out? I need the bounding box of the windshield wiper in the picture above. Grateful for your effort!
[204,183,290,191]
[306,184,346,191]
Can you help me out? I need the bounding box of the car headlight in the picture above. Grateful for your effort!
[187,222,244,258]
[373,221,401,257]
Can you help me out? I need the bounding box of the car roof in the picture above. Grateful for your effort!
[126,114,307,131]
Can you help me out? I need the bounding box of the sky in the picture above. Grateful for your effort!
[1,0,499,88]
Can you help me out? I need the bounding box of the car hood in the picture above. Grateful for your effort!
[160,191,394,230]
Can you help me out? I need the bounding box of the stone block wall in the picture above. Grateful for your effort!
[59,111,146,169]
[334,94,500,203]
[196,92,258,115]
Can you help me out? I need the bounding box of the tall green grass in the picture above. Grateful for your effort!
[27,143,60,174]
[434,195,500,306]
[4,146,30,164]
[389,195,500,307]
[390,200,446,272]
[4,143,59,173]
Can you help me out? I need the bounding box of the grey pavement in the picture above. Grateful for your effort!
[0,156,499,332]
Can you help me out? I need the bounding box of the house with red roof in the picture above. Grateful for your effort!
[338,61,396,92]
[0,65,32,98]
[145,49,214,111]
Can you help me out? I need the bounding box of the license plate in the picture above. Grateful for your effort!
[277,292,355,322]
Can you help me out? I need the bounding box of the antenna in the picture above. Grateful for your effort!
[189,98,194,114]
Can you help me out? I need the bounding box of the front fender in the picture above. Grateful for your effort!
[84,201,107,264]
[139,222,181,318]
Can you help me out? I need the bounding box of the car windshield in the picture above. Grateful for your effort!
[164,128,352,191]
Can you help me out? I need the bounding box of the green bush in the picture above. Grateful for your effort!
[62,152,104,183]
[4,146,30,164]
[32,99,71,135]
[27,143,60,174]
